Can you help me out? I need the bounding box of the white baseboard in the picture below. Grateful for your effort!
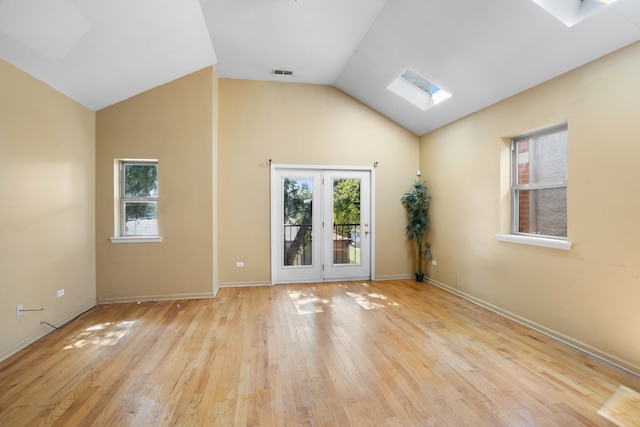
[218,276,416,287]
[0,299,96,363]
[97,292,215,304]
[218,281,273,288]
[426,277,640,377]
[375,274,413,281]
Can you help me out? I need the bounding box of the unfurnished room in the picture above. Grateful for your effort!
[1,0,640,425]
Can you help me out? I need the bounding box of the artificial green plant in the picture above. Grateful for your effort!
[400,180,433,277]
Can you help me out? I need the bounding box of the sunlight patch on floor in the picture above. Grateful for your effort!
[346,291,399,310]
[288,289,331,314]
[64,320,136,349]
[598,385,640,427]
[288,284,399,313]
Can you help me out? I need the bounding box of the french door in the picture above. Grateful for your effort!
[271,167,373,284]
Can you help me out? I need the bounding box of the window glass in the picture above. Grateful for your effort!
[121,162,158,236]
[515,133,567,186]
[124,163,157,197]
[512,126,567,238]
[516,188,567,237]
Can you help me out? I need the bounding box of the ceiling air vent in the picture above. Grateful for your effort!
[272,69,294,76]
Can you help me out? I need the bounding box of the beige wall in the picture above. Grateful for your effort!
[212,68,220,294]
[0,59,96,361]
[420,41,640,371]
[218,80,419,285]
[96,67,215,302]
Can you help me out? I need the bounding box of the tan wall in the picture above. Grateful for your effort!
[0,59,96,361]
[96,67,214,301]
[218,80,419,285]
[420,41,640,371]
[212,68,220,294]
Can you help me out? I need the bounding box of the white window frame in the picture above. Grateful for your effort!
[110,159,162,244]
[496,124,571,250]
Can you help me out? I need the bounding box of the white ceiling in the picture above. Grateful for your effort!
[1,0,639,135]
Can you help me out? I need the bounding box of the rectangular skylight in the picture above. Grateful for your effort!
[531,0,618,27]
[387,68,451,111]
[400,69,440,95]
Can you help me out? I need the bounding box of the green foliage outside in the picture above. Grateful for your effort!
[283,178,312,223]
[283,178,313,265]
[124,164,158,220]
[333,179,360,225]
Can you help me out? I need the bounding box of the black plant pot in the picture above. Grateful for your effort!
[415,273,424,282]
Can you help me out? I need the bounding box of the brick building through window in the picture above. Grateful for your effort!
[512,126,567,238]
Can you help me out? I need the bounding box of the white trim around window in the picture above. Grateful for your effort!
[111,158,162,243]
[495,233,571,250]
[110,236,163,244]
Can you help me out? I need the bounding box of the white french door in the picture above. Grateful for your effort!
[272,169,323,284]
[271,166,373,284]
[322,170,371,280]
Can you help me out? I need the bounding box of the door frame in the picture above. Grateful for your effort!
[270,164,376,285]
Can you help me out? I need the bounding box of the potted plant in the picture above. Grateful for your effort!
[400,180,432,282]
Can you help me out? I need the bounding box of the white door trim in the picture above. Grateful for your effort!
[270,164,376,285]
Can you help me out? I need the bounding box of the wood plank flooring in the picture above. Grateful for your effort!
[1,280,639,426]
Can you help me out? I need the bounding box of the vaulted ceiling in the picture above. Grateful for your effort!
[1,0,639,135]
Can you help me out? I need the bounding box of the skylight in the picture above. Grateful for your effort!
[531,0,618,27]
[387,69,451,111]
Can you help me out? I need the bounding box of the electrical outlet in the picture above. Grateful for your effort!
[57,289,64,297]
[236,262,244,267]
[432,260,437,266]
[16,304,23,317]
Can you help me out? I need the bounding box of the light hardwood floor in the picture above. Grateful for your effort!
[1,280,639,426]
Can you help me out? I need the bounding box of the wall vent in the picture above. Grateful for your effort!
[273,69,294,76]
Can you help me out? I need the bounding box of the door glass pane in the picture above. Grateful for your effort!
[283,178,313,266]
[332,178,361,265]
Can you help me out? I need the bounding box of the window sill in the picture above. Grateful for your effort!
[110,236,163,244]
[495,234,571,250]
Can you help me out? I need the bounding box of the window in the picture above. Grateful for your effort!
[120,161,158,237]
[387,68,451,111]
[530,0,618,28]
[512,125,567,239]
